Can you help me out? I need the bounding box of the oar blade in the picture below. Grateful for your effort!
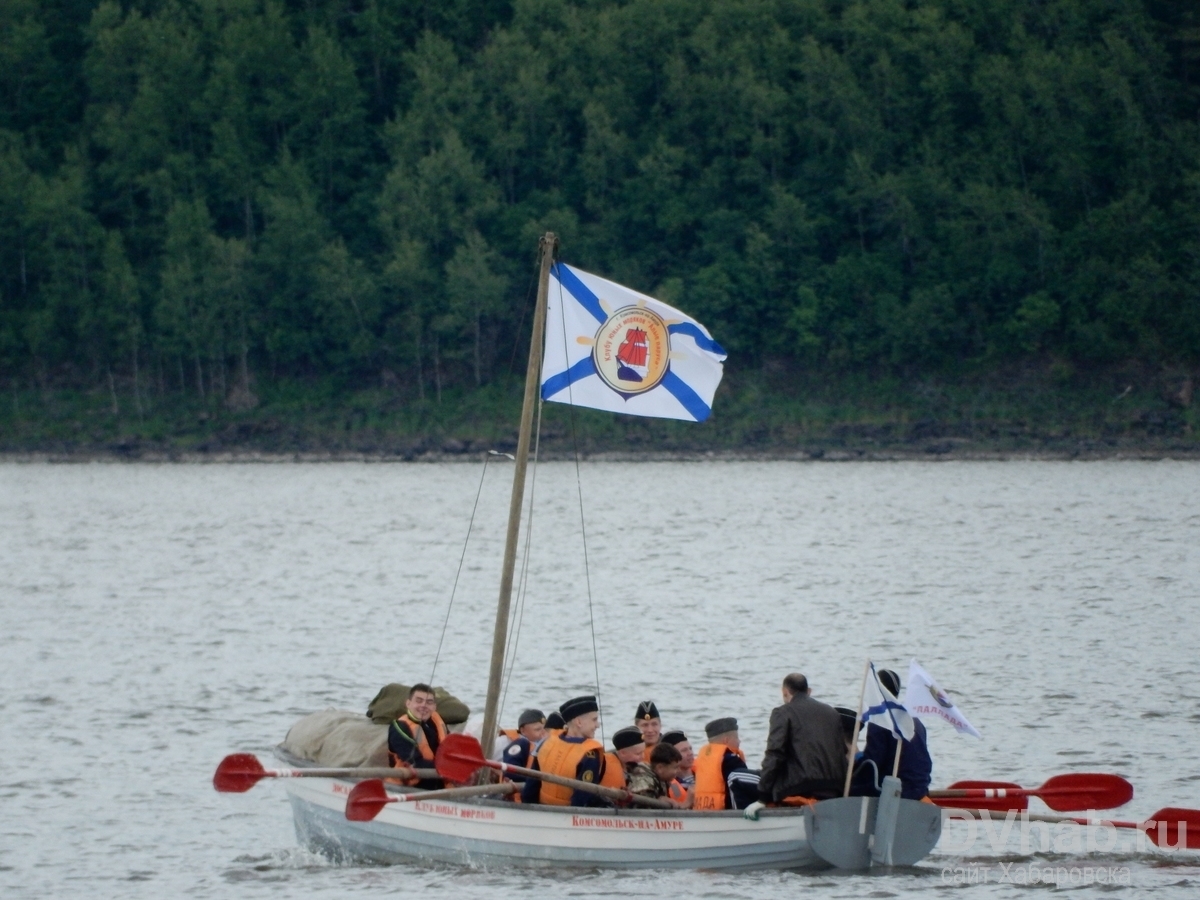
[935,781,1028,812]
[1147,808,1200,850]
[1037,773,1132,812]
[345,779,394,822]
[435,733,488,783]
[213,753,267,793]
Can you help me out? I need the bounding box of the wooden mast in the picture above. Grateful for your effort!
[480,232,557,760]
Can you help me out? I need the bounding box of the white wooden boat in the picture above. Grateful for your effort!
[269,234,944,871]
[278,763,942,870]
[283,775,825,870]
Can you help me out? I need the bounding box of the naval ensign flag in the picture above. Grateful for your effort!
[540,263,726,422]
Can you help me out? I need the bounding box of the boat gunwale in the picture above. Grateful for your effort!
[274,744,805,820]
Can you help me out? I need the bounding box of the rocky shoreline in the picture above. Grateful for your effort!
[4,443,1198,464]
[3,365,1194,464]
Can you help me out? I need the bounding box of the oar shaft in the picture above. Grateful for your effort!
[395,782,519,803]
[932,786,1106,799]
[944,808,1138,829]
[265,766,413,780]
[931,789,1021,799]
[484,758,674,810]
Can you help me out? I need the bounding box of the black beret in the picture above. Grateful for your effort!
[612,726,644,751]
[545,711,565,730]
[661,730,688,746]
[635,700,660,721]
[560,695,598,722]
[517,708,545,728]
[833,706,859,739]
[705,717,738,739]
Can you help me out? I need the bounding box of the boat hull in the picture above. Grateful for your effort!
[284,777,825,870]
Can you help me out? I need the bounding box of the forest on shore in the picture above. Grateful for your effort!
[1,0,1198,456]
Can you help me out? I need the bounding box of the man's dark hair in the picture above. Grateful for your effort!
[783,673,809,695]
[649,742,682,766]
[409,683,435,698]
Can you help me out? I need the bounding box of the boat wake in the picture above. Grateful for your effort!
[222,847,339,881]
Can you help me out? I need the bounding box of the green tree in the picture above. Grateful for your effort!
[24,151,104,379]
[203,0,299,241]
[291,25,370,233]
[157,197,218,397]
[445,230,508,386]
[85,0,210,261]
[98,230,144,412]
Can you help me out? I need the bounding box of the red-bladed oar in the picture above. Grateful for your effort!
[345,780,519,821]
[434,733,675,810]
[928,773,1133,813]
[213,753,413,793]
[944,806,1200,850]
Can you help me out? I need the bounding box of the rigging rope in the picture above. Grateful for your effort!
[429,451,498,685]
[498,397,544,724]
[552,265,604,745]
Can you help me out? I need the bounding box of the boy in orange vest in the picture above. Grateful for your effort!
[520,696,609,806]
[691,717,760,810]
[603,726,648,792]
[498,708,546,771]
[635,700,662,762]
[387,683,447,787]
[629,741,686,805]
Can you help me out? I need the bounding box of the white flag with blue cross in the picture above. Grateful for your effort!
[540,263,726,422]
[861,662,916,741]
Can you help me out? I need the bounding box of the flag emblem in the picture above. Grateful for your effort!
[594,306,670,395]
[904,659,982,738]
[541,263,726,422]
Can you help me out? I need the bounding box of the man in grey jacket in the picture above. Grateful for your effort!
[752,673,848,812]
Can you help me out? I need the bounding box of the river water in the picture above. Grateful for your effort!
[2,459,1198,897]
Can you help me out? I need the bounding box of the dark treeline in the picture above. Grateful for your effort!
[2,0,1198,415]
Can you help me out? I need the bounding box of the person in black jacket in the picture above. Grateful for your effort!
[753,673,848,808]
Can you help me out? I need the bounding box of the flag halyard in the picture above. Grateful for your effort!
[541,263,726,422]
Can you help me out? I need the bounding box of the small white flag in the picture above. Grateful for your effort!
[541,263,726,422]
[904,659,982,738]
[861,662,915,741]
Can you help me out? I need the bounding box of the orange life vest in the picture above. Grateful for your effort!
[536,733,603,805]
[641,742,659,763]
[692,741,745,810]
[496,727,528,801]
[668,779,689,804]
[497,727,521,762]
[600,751,627,789]
[534,728,564,758]
[780,795,817,807]
[388,711,448,785]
